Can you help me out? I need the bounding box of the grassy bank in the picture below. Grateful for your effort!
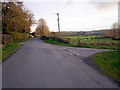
[2,43,21,62]
[91,51,120,84]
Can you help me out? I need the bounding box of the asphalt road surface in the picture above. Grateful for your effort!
[3,38,118,88]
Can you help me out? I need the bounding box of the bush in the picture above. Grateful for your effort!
[29,34,33,38]
[9,32,30,42]
[2,34,14,46]
[9,32,22,42]
[34,35,41,37]
[101,46,108,49]
[41,35,70,44]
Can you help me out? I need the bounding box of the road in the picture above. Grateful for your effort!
[3,38,118,88]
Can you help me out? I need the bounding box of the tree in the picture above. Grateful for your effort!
[35,18,50,36]
[104,23,120,38]
[111,23,120,38]
[2,1,35,34]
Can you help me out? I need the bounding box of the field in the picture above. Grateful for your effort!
[41,35,120,50]
[65,36,120,44]
[65,35,103,39]
[70,38,120,44]
[92,51,120,84]
[63,36,120,50]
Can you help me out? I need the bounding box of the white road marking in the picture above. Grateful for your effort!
[64,49,79,56]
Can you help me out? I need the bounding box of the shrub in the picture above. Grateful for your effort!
[9,32,22,42]
[41,35,70,44]
[2,34,14,46]
[9,32,30,42]
[101,46,108,49]
[29,34,33,38]
[21,33,30,40]
[34,35,41,37]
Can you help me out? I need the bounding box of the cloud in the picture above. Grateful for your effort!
[25,1,118,32]
[89,2,118,11]
[89,0,119,2]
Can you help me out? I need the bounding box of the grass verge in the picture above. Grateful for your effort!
[91,51,120,84]
[2,43,21,62]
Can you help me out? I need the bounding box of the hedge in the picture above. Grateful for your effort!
[2,32,31,46]
[41,35,70,44]
[2,34,14,46]
[9,32,30,42]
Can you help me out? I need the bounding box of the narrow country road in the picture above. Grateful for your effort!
[3,38,118,88]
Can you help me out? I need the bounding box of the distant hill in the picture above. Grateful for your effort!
[53,29,113,36]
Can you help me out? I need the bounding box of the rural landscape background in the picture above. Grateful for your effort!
[0,0,120,88]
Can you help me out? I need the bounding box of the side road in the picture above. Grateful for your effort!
[3,38,118,88]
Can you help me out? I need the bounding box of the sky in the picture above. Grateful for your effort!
[23,0,118,32]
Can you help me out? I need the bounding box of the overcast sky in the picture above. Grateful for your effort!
[23,0,118,32]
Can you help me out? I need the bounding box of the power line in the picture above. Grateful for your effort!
[62,0,71,13]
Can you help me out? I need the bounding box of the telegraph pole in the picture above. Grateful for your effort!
[57,13,60,34]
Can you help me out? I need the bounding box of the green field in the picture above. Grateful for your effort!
[65,35,102,39]
[64,36,120,44]
[92,51,120,84]
[82,38,120,43]
[64,36,120,49]
[41,36,120,50]
[70,38,120,44]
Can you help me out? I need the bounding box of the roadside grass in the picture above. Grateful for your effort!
[2,43,21,62]
[91,51,120,84]
[1,37,31,62]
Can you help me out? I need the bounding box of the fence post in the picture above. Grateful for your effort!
[77,38,81,45]
[67,38,70,44]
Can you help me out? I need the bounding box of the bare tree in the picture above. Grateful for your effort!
[111,22,120,38]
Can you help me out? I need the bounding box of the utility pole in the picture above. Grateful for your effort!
[57,13,60,34]
[42,25,43,36]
